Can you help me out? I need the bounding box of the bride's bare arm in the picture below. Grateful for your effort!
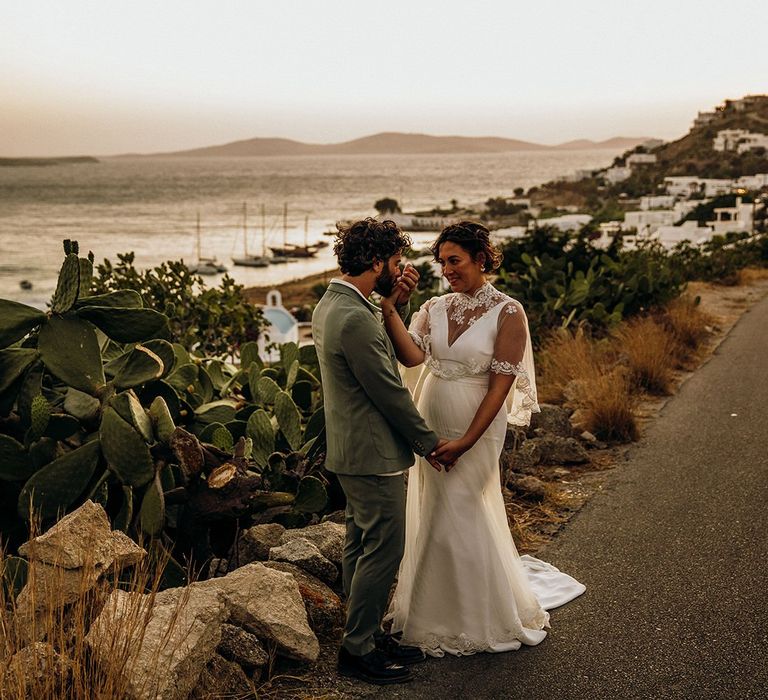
[380,298,426,367]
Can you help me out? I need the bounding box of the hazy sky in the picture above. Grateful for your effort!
[2,0,766,156]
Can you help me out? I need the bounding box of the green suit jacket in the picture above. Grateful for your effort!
[312,281,439,475]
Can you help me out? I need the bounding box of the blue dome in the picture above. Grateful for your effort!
[263,307,296,334]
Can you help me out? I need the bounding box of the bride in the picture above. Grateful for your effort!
[380,221,585,657]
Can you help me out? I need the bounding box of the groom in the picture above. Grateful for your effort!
[312,218,443,685]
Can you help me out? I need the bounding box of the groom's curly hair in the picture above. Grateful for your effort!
[333,218,412,276]
[431,221,502,272]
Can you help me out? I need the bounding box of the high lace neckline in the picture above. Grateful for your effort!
[458,281,492,299]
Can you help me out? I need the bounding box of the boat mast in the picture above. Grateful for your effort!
[283,203,288,247]
[242,202,248,256]
[304,214,309,247]
[196,211,201,262]
[261,203,267,257]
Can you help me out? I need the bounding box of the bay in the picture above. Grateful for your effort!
[0,150,616,306]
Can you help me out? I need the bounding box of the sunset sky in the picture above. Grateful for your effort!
[2,0,766,156]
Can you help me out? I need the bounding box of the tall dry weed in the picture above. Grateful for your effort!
[658,295,713,358]
[572,368,640,442]
[613,316,678,395]
[537,327,608,404]
[537,327,639,442]
[0,537,176,700]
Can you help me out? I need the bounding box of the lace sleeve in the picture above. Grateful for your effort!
[492,300,540,425]
[491,301,527,376]
[407,298,433,352]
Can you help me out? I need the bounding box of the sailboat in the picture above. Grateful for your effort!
[189,212,228,275]
[269,204,319,259]
[232,202,270,267]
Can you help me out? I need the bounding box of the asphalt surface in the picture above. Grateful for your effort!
[355,294,768,700]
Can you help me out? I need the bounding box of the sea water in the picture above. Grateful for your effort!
[0,150,615,306]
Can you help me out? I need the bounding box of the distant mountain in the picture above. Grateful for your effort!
[114,132,652,159]
[555,137,652,151]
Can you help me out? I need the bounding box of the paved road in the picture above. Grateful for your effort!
[357,294,768,700]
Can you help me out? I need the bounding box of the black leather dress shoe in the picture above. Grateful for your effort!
[338,647,412,685]
[376,634,427,665]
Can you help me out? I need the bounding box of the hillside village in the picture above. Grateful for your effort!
[517,94,768,249]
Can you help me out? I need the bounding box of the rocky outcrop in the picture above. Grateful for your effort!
[188,654,254,699]
[234,522,286,564]
[197,563,319,663]
[85,562,319,700]
[86,586,227,700]
[507,474,549,501]
[269,538,338,584]
[216,623,269,673]
[279,521,345,565]
[264,561,344,636]
[14,501,145,641]
[527,403,574,438]
[18,500,144,570]
[1,642,73,697]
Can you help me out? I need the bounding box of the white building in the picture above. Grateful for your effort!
[258,290,299,362]
[654,222,715,249]
[623,209,677,235]
[640,195,675,210]
[713,128,768,153]
[736,133,768,154]
[664,176,733,198]
[693,111,718,128]
[707,196,763,235]
[664,176,703,198]
[626,153,657,166]
[736,173,768,190]
[536,214,592,232]
[700,179,734,197]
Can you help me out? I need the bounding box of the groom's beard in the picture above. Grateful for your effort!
[374,266,396,297]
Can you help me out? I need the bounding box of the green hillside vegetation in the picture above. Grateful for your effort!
[530,96,768,214]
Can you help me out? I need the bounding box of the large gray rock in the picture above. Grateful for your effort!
[1,642,73,697]
[264,561,344,636]
[235,522,286,565]
[18,499,145,570]
[527,403,573,438]
[86,586,227,700]
[279,521,345,564]
[507,474,549,501]
[216,623,268,673]
[15,501,146,638]
[501,439,543,474]
[197,563,319,663]
[188,653,254,699]
[269,538,338,584]
[527,435,590,465]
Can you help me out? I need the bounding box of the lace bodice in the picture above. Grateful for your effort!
[408,282,539,424]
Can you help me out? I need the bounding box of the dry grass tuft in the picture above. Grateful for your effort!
[736,266,768,285]
[0,538,176,700]
[536,327,608,404]
[658,295,714,358]
[613,316,679,395]
[571,368,640,443]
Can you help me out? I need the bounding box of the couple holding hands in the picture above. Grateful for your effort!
[312,218,584,685]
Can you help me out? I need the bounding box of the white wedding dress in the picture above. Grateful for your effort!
[388,282,585,657]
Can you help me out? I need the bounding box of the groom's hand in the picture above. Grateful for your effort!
[426,438,448,472]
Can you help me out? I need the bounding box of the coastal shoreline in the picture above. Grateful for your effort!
[243,267,339,307]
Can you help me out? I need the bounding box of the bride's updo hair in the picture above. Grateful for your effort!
[430,221,502,273]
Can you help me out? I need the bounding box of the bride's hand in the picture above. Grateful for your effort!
[430,439,470,472]
[386,263,419,307]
